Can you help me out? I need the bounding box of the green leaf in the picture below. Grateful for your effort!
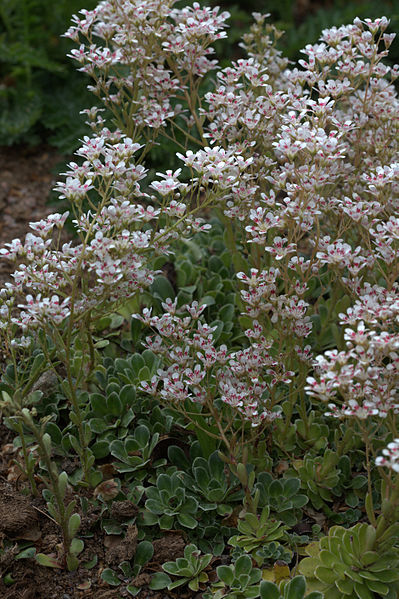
[285,576,306,599]
[29,354,46,381]
[42,432,52,455]
[83,555,98,569]
[336,578,354,595]
[315,565,341,585]
[217,565,234,586]
[131,317,143,343]
[200,295,216,306]
[3,573,15,586]
[119,385,136,406]
[159,514,174,529]
[126,584,141,596]
[260,580,280,599]
[70,538,84,556]
[375,570,399,583]
[68,513,81,539]
[135,541,154,566]
[58,471,68,499]
[90,392,109,415]
[188,417,218,458]
[218,303,235,322]
[177,513,198,529]
[210,319,224,342]
[66,554,79,572]
[298,557,321,577]
[151,276,176,301]
[35,553,62,568]
[93,340,109,349]
[366,580,389,595]
[142,510,159,526]
[45,422,63,445]
[103,522,123,535]
[134,425,150,447]
[68,433,81,454]
[361,551,379,567]
[119,561,133,577]
[91,440,110,459]
[353,581,373,599]
[319,550,337,568]
[101,568,121,586]
[168,577,190,590]
[149,572,172,590]
[235,555,252,577]
[168,445,191,470]
[16,547,36,560]
[107,393,123,416]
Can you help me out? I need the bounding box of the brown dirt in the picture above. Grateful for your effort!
[0,476,198,599]
[0,482,39,538]
[0,144,64,287]
[151,534,186,567]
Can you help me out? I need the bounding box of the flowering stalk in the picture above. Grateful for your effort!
[375,441,399,534]
[13,417,39,497]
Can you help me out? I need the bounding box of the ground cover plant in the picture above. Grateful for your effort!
[0,1,399,597]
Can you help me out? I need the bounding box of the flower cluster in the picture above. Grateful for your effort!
[376,439,399,472]
[65,0,230,131]
[0,135,160,330]
[135,301,290,427]
[306,307,399,419]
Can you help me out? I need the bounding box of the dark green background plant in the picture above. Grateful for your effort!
[0,0,97,150]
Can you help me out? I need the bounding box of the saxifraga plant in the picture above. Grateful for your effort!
[1,0,399,578]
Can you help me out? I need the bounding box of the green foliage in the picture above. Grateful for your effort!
[151,543,213,591]
[228,506,289,555]
[294,412,330,452]
[260,576,324,599]
[204,554,263,599]
[169,445,242,512]
[101,541,154,595]
[110,425,160,476]
[160,223,244,345]
[254,473,308,526]
[290,450,342,510]
[143,471,199,529]
[231,540,292,569]
[299,522,399,599]
[88,384,136,455]
[333,455,368,510]
[0,0,97,149]
[100,350,161,388]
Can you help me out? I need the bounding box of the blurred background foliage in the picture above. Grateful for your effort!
[0,0,398,153]
[0,0,97,150]
[212,0,399,65]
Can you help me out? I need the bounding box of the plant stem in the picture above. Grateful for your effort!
[16,420,38,497]
[25,419,70,565]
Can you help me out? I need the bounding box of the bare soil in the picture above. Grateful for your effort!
[0,145,63,287]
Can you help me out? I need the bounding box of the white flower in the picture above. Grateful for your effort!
[376,439,399,472]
